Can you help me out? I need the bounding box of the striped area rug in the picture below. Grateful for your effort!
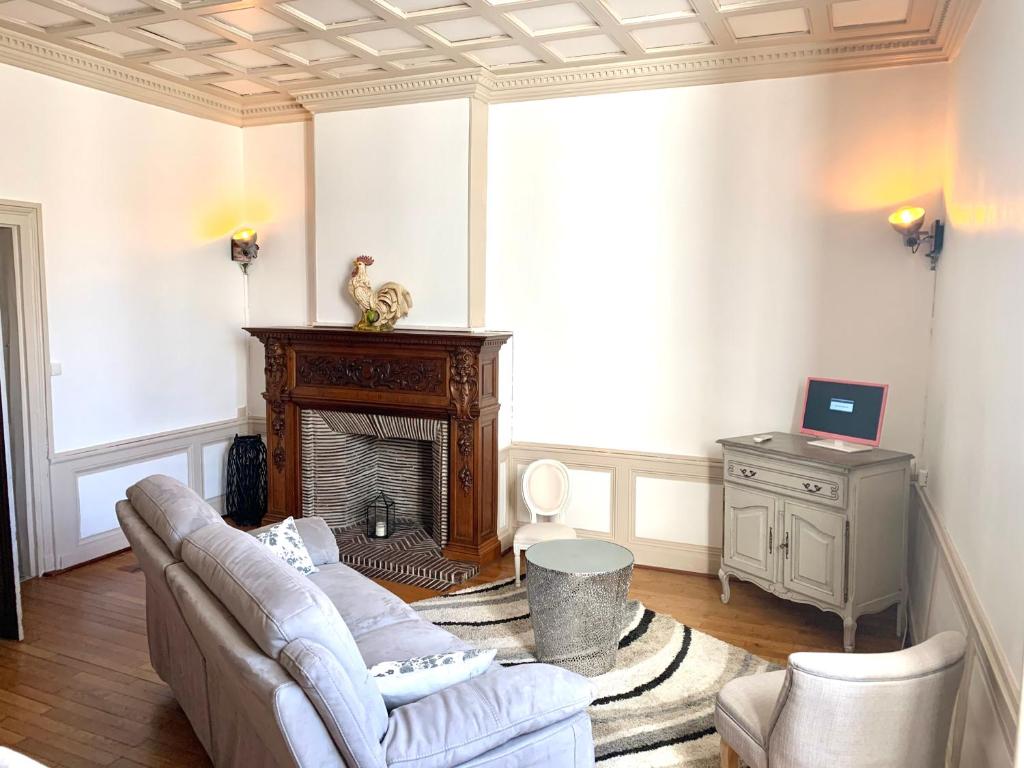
[413,577,775,767]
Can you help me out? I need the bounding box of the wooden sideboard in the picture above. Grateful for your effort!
[245,326,511,565]
[717,432,912,651]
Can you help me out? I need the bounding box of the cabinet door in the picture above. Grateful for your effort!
[782,501,846,606]
[723,486,776,581]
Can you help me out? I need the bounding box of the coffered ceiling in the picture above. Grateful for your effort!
[0,0,977,124]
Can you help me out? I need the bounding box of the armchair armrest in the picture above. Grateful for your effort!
[249,516,340,566]
[383,664,595,768]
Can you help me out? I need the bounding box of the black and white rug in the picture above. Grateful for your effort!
[412,577,775,767]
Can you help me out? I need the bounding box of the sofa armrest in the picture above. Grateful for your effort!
[383,664,595,768]
[249,517,340,566]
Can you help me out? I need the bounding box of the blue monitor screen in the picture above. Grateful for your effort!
[801,379,887,443]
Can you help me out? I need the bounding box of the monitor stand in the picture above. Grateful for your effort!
[807,438,873,453]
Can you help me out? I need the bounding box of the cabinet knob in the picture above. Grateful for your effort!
[803,482,822,493]
[740,468,757,478]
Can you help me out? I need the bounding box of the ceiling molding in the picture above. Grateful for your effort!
[0,26,244,125]
[0,0,978,125]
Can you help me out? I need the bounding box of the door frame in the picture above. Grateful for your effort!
[0,201,55,577]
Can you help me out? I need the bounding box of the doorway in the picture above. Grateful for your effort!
[0,202,55,587]
[1,226,31,582]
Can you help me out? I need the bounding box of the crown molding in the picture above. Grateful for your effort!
[0,27,245,126]
[0,0,979,125]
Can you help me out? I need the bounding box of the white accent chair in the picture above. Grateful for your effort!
[514,459,576,586]
[715,631,967,768]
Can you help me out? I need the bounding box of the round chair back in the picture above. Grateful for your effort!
[522,460,571,523]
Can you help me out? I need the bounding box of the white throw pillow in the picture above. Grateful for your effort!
[254,517,318,575]
[369,648,497,709]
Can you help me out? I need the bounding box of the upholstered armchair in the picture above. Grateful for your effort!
[715,631,967,768]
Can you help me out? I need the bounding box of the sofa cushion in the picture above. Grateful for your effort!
[308,564,419,638]
[280,638,388,768]
[356,619,472,669]
[181,524,388,741]
[126,474,222,559]
[383,664,596,768]
[370,648,497,710]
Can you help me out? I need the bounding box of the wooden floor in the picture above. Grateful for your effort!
[0,551,901,767]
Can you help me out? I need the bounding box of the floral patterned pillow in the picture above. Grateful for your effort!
[254,517,318,576]
[369,648,497,709]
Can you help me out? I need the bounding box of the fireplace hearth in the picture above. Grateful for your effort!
[246,326,511,569]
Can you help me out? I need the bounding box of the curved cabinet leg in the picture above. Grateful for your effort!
[897,601,907,639]
[718,568,731,604]
[843,617,857,653]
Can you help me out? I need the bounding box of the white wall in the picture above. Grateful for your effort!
[314,99,471,327]
[908,0,1024,763]
[0,64,247,453]
[924,0,1024,683]
[242,122,311,416]
[486,64,947,459]
[0,62,250,570]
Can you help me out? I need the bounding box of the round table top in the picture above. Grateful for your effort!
[525,539,634,575]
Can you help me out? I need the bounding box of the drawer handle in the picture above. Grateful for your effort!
[740,468,758,478]
[803,482,823,493]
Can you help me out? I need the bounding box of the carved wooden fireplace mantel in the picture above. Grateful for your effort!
[245,326,511,565]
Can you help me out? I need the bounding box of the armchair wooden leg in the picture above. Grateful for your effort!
[720,737,740,768]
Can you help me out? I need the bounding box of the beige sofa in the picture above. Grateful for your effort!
[117,474,596,768]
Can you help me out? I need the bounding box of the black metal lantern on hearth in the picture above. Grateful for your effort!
[365,491,395,539]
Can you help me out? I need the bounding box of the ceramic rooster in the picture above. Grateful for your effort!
[347,255,413,331]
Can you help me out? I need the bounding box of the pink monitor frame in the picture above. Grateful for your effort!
[799,377,889,447]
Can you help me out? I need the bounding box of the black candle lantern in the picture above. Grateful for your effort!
[365,491,395,539]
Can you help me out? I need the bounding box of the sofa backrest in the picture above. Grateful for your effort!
[126,474,224,559]
[181,524,389,746]
[167,563,346,768]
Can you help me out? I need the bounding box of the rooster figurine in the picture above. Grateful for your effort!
[347,255,413,332]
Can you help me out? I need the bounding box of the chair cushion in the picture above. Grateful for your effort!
[126,474,222,559]
[181,524,389,741]
[514,522,576,546]
[309,563,419,638]
[280,638,387,768]
[356,619,472,669]
[383,664,595,768]
[714,669,787,768]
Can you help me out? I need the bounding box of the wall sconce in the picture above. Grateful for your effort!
[888,207,944,270]
[230,228,259,274]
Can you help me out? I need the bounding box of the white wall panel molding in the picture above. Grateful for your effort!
[910,483,1018,763]
[507,442,722,574]
[48,416,251,570]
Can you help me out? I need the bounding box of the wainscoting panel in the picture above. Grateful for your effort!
[908,484,1019,766]
[48,417,248,570]
[76,451,189,540]
[201,438,231,500]
[633,475,723,546]
[507,442,722,573]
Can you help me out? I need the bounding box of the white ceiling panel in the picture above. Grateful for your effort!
[832,0,910,26]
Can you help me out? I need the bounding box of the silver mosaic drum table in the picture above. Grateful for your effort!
[525,539,634,677]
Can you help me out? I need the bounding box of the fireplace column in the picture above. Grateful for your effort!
[246,327,511,565]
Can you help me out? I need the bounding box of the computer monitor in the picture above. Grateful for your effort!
[800,377,888,452]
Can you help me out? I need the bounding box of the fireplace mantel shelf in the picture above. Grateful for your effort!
[244,326,511,346]
[246,324,511,565]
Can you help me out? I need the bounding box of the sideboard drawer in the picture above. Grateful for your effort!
[725,456,847,509]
